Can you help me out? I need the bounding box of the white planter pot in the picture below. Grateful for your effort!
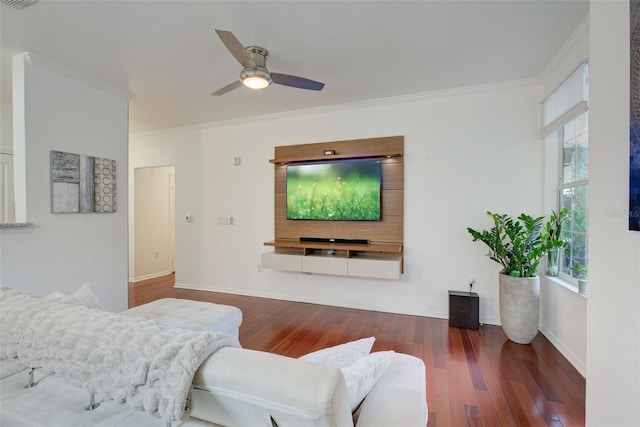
[499,273,540,344]
[578,279,588,295]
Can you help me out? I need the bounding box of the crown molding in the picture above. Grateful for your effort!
[540,15,590,81]
[21,52,132,101]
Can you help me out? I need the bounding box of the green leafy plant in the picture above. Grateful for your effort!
[545,209,567,243]
[571,262,588,279]
[467,209,569,278]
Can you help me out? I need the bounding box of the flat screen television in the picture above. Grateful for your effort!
[286,159,381,221]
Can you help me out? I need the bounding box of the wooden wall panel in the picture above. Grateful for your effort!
[272,136,404,163]
[382,161,403,190]
[274,166,286,193]
[271,136,404,246]
[275,215,403,243]
[382,191,403,217]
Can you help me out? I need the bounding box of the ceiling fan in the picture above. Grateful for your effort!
[212,29,325,96]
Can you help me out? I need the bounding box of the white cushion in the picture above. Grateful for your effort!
[353,353,428,426]
[299,338,394,412]
[0,367,211,426]
[298,337,375,368]
[44,284,104,310]
[341,350,395,411]
[123,298,242,337]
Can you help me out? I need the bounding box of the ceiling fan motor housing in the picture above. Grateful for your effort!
[240,46,272,87]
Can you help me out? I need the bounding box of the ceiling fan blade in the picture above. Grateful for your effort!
[211,80,243,96]
[215,29,255,68]
[271,73,325,91]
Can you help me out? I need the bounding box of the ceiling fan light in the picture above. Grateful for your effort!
[240,66,272,90]
[243,75,270,90]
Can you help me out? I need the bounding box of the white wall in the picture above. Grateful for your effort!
[1,103,15,223]
[0,53,131,311]
[131,80,543,325]
[587,1,640,425]
[538,19,589,376]
[0,152,15,223]
[1,103,12,154]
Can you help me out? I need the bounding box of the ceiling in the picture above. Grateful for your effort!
[0,0,589,134]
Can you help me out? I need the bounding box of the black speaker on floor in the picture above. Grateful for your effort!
[448,290,479,330]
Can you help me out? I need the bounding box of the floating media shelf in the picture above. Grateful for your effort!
[263,136,404,280]
[262,240,403,280]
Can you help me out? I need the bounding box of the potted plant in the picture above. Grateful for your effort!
[467,209,568,344]
[572,262,588,295]
[545,210,569,276]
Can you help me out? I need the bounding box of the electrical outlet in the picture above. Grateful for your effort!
[233,157,241,166]
[468,277,476,290]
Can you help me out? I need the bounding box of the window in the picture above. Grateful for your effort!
[541,61,589,283]
[559,112,588,277]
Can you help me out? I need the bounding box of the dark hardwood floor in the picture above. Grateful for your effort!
[129,274,586,426]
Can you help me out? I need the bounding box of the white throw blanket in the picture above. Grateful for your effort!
[0,288,239,421]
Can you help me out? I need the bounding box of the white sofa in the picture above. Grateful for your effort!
[0,288,427,426]
[189,347,427,426]
[1,348,427,426]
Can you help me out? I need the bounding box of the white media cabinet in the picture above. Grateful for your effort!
[262,240,403,280]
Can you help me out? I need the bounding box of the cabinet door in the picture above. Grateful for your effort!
[348,256,402,280]
[262,252,302,272]
[302,255,348,275]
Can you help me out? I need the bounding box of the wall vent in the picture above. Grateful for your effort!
[1,0,38,9]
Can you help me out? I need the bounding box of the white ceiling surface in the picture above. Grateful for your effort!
[1,1,589,134]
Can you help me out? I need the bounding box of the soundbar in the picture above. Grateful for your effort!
[300,237,369,245]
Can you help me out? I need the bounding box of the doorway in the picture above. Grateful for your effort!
[133,166,175,281]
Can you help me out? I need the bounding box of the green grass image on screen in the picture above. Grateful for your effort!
[286,160,381,221]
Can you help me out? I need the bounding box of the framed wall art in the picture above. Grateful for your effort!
[50,150,116,213]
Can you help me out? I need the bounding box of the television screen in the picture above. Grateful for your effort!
[286,159,381,221]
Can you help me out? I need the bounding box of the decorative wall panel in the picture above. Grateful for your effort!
[50,150,116,213]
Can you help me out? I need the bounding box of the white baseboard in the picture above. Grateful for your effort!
[174,282,448,319]
[129,270,173,283]
[540,326,586,377]
[175,283,504,328]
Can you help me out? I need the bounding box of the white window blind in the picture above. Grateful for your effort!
[540,61,589,136]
